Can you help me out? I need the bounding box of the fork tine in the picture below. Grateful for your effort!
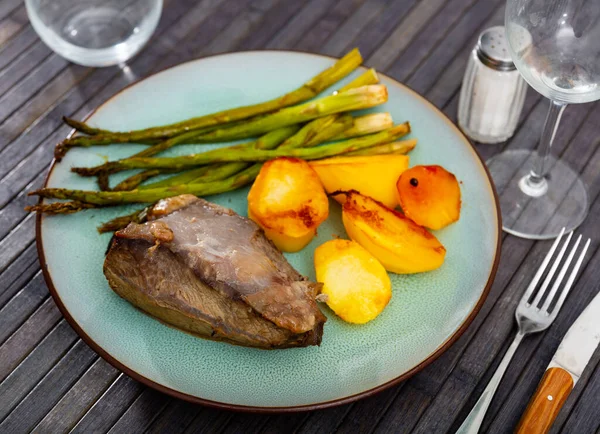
[550,237,591,316]
[521,227,566,304]
[531,231,573,308]
[540,234,581,312]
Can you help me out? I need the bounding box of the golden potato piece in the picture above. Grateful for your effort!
[396,165,461,230]
[341,190,446,274]
[310,155,409,208]
[314,239,391,324]
[247,157,329,252]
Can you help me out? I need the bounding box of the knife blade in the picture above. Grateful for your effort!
[516,288,600,434]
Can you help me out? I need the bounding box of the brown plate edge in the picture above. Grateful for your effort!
[35,49,502,413]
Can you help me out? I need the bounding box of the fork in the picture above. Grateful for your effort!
[456,228,591,434]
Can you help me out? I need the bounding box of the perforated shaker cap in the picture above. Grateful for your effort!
[476,26,515,71]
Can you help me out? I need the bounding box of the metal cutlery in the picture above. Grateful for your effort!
[456,228,591,434]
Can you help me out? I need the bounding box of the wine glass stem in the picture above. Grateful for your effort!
[521,100,567,197]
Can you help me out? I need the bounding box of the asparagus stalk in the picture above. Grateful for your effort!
[33,123,410,205]
[107,70,377,188]
[344,138,417,156]
[137,125,300,190]
[32,165,262,205]
[73,122,408,175]
[338,68,378,92]
[330,113,393,140]
[112,169,172,191]
[74,85,389,176]
[181,85,388,144]
[98,115,354,228]
[57,49,362,150]
[25,201,96,214]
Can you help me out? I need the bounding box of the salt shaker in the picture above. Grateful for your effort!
[458,26,527,144]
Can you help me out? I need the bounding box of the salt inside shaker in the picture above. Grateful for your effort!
[458,26,527,144]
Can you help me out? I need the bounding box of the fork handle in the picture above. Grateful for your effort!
[456,331,525,434]
[515,367,574,434]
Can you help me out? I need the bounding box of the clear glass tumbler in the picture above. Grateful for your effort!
[25,0,163,67]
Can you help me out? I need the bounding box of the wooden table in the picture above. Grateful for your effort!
[1,0,599,432]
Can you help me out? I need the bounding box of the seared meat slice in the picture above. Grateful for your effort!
[104,195,326,349]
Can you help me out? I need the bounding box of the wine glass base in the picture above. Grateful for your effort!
[486,149,589,239]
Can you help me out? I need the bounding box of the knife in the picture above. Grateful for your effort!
[516,288,600,434]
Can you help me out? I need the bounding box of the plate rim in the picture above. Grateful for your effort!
[36,49,502,413]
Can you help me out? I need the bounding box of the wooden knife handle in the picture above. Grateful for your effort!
[516,367,574,434]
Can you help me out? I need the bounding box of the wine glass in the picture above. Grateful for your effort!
[26,0,163,67]
[487,0,600,239]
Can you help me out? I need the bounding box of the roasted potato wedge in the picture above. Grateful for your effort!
[396,165,461,230]
[315,239,391,324]
[341,190,446,274]
[310,155,410,208]
[248,157,329,252]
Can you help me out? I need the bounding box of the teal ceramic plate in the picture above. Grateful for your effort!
[37,51,501,411]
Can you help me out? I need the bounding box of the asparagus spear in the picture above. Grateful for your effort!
[32,123,410,204]
[97,207,148,233]
[135,125,301,190]
[25,201,96,214]
[343,138,417,156]
[112,169,172,191]
[58,49,362,150]
[330,113,393,140]
[98,116,353,228]
[338,68,378,92]
[108,69,377,188]
[74,85,389,176]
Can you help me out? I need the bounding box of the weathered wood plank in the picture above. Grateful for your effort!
[0,272,47,344]
[167,0,255,62]
[293,0,363,52]
[0,53,69,122]
[0,340,97,433]
[259,413,309,434]
[296,405,353,434]
[405,2,503,94]
[0,41,52,99]
[0,0,22,22]
[107,388,172,434]
[265,0,336,49]
[69,374,144,434]
[384,0,481,79]
[221,413,270,434]
[236,0,307,50]
[0,172,44,242]
[556,354,600,434]
[0,25,38,73]
[0,320,78,421]
[31,358,119,434]
[345,0,420,60]
[0,5,27,48]
[0,241,37,306]
[334,386,403,434]
[320,0,386,57]
[145,400,209,434]
[0,213,35,274]
[366,0,446,71]
[201,0,281,55]
[0,297,62,382]
[0,63,93,145]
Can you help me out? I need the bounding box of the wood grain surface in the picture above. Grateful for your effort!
[0,1,599,433]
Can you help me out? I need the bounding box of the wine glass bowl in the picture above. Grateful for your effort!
[506,1,600,104]
[486,0,600,239]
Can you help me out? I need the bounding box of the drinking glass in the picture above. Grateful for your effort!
[26,0,163,67]
[487,0,600,239]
